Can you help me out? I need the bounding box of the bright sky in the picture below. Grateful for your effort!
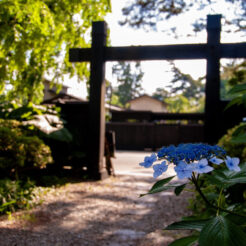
[68,0,245,99]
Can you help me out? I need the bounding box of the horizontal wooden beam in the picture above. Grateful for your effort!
[69,44,207,62]
[220,43,246,58]
[69,42,246,62]
[105,44,208,61]
[111,110,205,122]
[69,48,91,62]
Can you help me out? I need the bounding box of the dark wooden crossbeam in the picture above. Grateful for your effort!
[70,42,246,62]
[111,110,204,122]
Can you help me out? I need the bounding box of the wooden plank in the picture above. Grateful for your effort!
[69,48,91,62]
[220,43,246,58]
[69,43,246,63]
[87,22,108,180]
[69,44,208,62]
[70,44,208,62]
[105,44,208,61]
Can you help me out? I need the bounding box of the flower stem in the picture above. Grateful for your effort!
[217,188,224,216]
[191,173,246,218]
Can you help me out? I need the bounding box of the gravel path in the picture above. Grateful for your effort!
[0,152,191,246]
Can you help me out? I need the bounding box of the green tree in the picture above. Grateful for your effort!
[151,62,205,112]
[152,87,170,101]
[112,61,144,106]
[0,0,111,104]
[168,63,205,100]
[120,0,246,33]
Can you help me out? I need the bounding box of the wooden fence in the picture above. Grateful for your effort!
[106,122,204,150]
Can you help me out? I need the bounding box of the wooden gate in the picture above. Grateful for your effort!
[69,15,246,179]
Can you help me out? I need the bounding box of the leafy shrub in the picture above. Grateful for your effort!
[0,119,53,177]
[218,123,246,162]
[0,179,36,214]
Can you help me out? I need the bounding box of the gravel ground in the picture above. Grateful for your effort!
[0,152,192,246]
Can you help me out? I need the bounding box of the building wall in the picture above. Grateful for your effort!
[129,96,167,112]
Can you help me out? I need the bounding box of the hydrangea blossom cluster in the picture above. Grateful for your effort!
[139,143,240,179]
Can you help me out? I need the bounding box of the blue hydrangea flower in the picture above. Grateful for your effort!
[225,156,240,171]
[139,153,157,168]
[174,161,194,179]
[140,143,240,180]
[194,158,214,174]
[153,161,168,178]
[209,156,224,165]
[157,143,226,165]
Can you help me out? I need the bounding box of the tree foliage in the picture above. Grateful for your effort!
[120,0,246,33]
[112,62,144,106]
[152,63,205,112]
[168,63,205,100]
[152,87,170,101]
[0,0,111,104]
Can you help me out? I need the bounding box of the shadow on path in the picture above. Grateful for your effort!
[0,152,191,246]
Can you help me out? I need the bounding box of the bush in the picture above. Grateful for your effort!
[0,179,36,214]
[0,119,53,177]
[218,123,246,162]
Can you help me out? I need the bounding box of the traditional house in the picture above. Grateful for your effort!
[43,80,123,112]
[43,80,71,102]
[127,94,168,112]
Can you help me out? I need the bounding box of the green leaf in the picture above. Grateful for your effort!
[0,200,16,212]
[174,183,186,196]
[225,214,246,227]
[224,97,242,110]
[232,123,246,137]
[228,83,246,95]
[140,184,182,197]
[165,219,209,231]
[205,162,246,188]
[139,176,175,197]
[168,235,199,246]
[199,215,246,246]
[47,128,73,143]
[231,134,246,144]
[151,176,175,190]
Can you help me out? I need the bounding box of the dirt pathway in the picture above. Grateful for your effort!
[0,151,191,246]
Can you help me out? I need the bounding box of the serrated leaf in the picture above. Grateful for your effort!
[168,235,199,246]
[174,183,186,196]
[205,162,246,188]
[199,215,246,246]
[165,219,209,231]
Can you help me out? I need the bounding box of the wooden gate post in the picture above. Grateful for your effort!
[205,15,221,143]
[87,21,108,179]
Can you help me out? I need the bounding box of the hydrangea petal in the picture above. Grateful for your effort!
[139,153,157,168]
[225,156,240,171]
[194,158,214,174]
[209,156,224,165]
[153,161,168,178]
[174,161,193,179]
